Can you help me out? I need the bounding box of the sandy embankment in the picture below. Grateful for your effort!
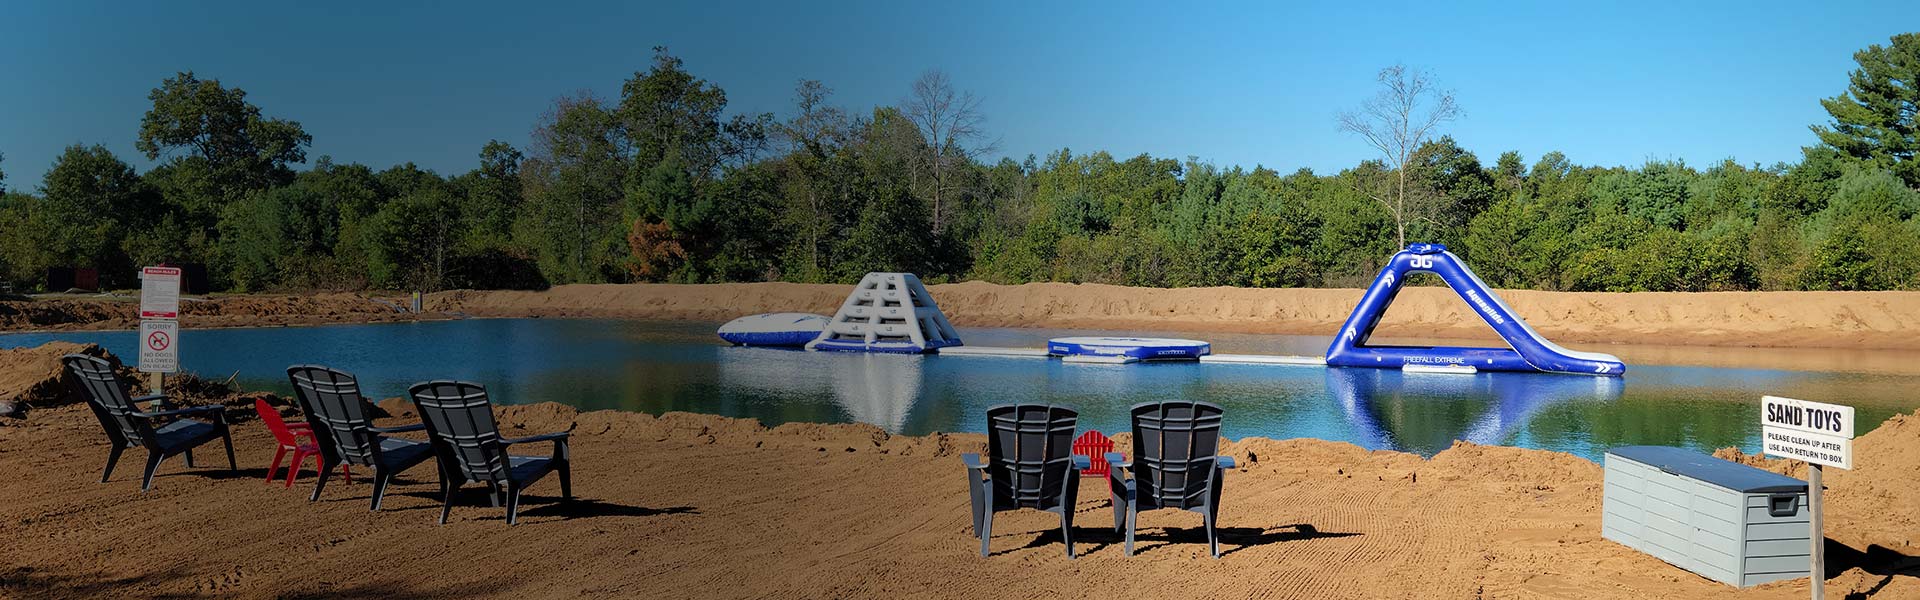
[1,343,1915,599]
[0,292,432,332]
[427,282,1920,351]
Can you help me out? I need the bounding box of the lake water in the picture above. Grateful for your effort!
[6,318,1917,461]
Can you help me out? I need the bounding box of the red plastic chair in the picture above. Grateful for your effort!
[254,398,349,488]
[1072,430,1116,477]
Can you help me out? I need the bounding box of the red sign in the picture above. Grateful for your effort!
[147,330,171,351]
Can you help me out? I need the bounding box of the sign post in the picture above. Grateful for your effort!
[139,267,184,394]
[1760,395,1855,600]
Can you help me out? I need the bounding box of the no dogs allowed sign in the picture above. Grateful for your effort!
[138,319,178,373]
[1760,395,1853,470]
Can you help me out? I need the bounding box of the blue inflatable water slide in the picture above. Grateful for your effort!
[1324,244,1625,376]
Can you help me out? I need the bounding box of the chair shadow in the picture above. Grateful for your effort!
[996,520,1356,557]
[1127,523,1361,557]
[1831,542,1920,600]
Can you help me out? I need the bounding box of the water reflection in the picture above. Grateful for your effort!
[716,347,925,432]
[1325,368,1625,454]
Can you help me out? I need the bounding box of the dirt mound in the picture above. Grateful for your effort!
[0,293,420,332]
[0,342,112,417]
[1716,409,1920,555]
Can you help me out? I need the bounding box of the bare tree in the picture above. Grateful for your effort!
[902,69,996,235]
[1338,64,1460,248]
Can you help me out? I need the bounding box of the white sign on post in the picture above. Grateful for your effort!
[1760,395,1854,600]
[138,319,179,373]
[140,266,182,319]
[1761,395,1854,469]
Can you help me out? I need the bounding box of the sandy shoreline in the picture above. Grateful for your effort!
[1,343,1917,599]
[10,282,1920,354]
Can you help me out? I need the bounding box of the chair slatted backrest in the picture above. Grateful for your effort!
[984,403,1078,510]
[408,381,510,483]
[63,354,151,447]
[1130,400,1225,510]
[288,365,384,466]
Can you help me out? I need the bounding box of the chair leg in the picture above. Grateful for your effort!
[1060,511,1076,559]
[101,445,126,483]
[309,457,334,501]
[341,463,352,484]
[439,481,460,525]
[488,485,503,508]
[222,430,237,471]
[267,447,288,483]
[1204,506,1219,559]
[1111,491,1126,532]
[966,474,984,538]
[978,509,994,557]
[558,462,572,501]
[1124,507,1138,556]
[288,450,312,488]
[140,451,166,492]
[183,448,195,468]
[370,470,392,511]
[505,482,523,525]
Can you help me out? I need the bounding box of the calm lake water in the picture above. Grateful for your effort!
[7,318,1917,461]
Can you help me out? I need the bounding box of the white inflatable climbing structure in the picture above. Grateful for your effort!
[806,273,963,353]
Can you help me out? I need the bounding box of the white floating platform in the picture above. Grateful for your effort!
[1402,364,1479,374]
[1199,354,1326,366]
[1062,354,1138,364]
[937,346,1051,358]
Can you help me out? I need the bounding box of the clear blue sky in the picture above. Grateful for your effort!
[2,1,1914,190]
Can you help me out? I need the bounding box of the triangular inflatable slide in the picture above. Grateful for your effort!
[807,273,962,353]
[1324,244,1624,376]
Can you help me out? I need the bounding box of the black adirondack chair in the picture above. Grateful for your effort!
[963,403,1089,558]
[287,365,438,510]
[407,381,571,525]
[1106,400,1235,558]
[62,354,234,491]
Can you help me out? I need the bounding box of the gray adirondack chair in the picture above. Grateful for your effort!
[62,354,234,491]
[287,365,438,510]
[963,403,1089,558]
[407,381,571,525]
[1106,400,1235,558]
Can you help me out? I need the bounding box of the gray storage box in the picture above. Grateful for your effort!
[1602,446,1811,587]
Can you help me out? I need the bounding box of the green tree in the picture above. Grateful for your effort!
[137,72,311,223]
[522,94,628,284]
[366,188,461,290]
[1812,33,1920,186]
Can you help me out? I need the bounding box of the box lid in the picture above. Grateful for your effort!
[1607,445,1807,494]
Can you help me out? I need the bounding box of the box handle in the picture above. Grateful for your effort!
[1767,494,1798,517]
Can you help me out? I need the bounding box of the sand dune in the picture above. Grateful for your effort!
[427,281,1920,351]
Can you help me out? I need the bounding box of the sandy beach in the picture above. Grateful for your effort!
[0,342,1916,599]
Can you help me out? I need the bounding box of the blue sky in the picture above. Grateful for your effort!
[1,1,1914,190]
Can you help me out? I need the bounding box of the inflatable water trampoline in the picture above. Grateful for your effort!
[717,313,830,347]
[1048,337,1212,363]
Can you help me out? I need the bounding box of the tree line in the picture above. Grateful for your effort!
[1,35,1917,294]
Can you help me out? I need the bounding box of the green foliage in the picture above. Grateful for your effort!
[7,38,1920,295]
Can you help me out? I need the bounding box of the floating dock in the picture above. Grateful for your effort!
[1198,354,1327,366]
[937,346,1051,358]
